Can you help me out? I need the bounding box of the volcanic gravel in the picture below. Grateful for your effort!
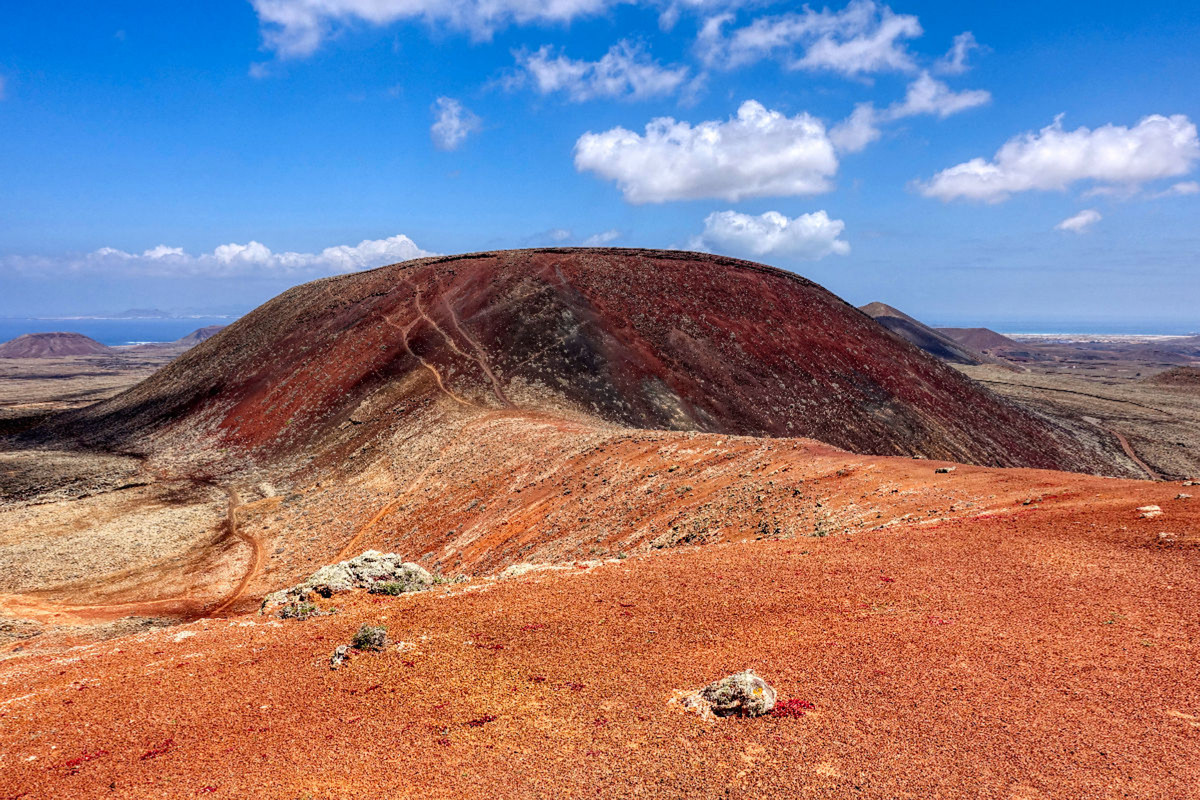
[1,473,1197,799]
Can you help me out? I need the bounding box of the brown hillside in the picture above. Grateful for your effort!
[936,326,1020,353]
[1143,365,1200,386]
[0,331,113,358]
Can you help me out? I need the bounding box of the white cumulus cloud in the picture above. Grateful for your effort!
[251,0,621,57]
[1055,209,1101,234]
[689,209,849,260]
[919,114,1200,202]
[430,97,480,151]
[574,100,838,204]
[696,0,921,77]
[513,40,690,101]
[1,235,435,277]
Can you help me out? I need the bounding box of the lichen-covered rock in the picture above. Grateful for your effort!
[329,645,350,670]
[261,551,433,613]
[699,670,777,717]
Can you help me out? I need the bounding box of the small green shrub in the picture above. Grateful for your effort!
[368,582,408,596]
[279,602,318,620]
[352,623,388,652]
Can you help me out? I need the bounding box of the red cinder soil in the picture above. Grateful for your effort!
[1,455,1196,799]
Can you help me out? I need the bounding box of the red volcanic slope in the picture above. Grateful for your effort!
[0,331,113,358]
[55,248,1122,474]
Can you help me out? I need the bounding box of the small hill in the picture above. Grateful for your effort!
[0,331,113,358]
[126,325,227,353]
[859,302,998,366]
[1142,365,1200,386]
[173,325,225,347]
[936,327,1020,353]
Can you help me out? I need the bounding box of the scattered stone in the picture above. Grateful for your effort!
[935,466,956,474]
[351,624,389,652]
[329,645,350,670]
[698,670,777,718]
[1183,481,1198,487]
[261,551,433,612]
[1137,505,1163,519]
[499,563,562,580]
[1177,494,1192,500]
[1158,532,1177,542]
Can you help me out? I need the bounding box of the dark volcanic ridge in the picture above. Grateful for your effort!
[41,248,1131,476]
[858,302,1012,368]
[0,331,114,358]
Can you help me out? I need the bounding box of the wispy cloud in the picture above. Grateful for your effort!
[830,71,990,153]
[251,0,621,57]
[511,40,690,101]
[934,31,980,75]
[696,1,921,77]
[1055,209,1102,234]
[430,97,480,151]
[2,235,435,277]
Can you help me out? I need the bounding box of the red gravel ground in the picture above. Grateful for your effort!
[1,459,1196,799]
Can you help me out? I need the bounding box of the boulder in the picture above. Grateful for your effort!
[699,670,777,718]
[329,645,350,670]
[262,551,433,612]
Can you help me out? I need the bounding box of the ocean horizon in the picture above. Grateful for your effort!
[0,317,233,347]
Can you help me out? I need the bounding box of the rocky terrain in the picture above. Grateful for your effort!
[963,363,1200,481]
[0,248,1195,799]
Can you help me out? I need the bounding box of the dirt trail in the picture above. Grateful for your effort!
[1085,419,1161,480]
[440,291,514,408]
[0,480,262,627]
[208,486,262,615]
[977,378,1175,416]
[387,313,474,408]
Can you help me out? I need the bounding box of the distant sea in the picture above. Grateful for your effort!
[0,317,236,347]
[931,321,1198,336]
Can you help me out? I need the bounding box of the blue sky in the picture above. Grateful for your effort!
[0,1,1197,329]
